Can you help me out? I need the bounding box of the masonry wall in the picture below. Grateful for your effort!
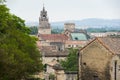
[110,55,120,80]
[64,23,75,32]
[79,40,113,80]
[38,28,51,34]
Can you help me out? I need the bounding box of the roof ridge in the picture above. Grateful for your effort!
[80,37,115,55]
[97,38,115,55]
[80,38,97,51]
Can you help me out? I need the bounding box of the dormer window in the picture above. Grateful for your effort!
[75,37,78,40]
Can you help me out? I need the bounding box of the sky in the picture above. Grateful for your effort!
[6,0,120,22]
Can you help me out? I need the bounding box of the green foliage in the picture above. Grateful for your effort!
[29,26,38,35]
[0,5,43,80]
[51,28,63,34]
[49,74,55,80]
[0,0,5,4]
[60,48,78,71]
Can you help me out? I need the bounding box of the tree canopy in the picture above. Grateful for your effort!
[60,48,78,71]
[0,4,43,80]
[0,0,5,4]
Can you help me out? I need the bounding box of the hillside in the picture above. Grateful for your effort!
[26,18,120,29]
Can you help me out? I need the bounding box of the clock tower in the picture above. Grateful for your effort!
[38,6,51,34]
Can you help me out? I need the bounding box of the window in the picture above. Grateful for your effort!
[93,76,99,80]
[43,15,46,18]
[83,62,86,66]
[76,45,78,47]
[68,45,71,47]
[118,65,120,71]
[75,37,78,40]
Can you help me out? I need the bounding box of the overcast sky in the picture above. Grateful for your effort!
[6,0,120,22]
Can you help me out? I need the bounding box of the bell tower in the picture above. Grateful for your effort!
[38,6,51,34]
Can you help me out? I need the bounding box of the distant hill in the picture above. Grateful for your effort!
[25,18,120,29]
[25,21,39,27]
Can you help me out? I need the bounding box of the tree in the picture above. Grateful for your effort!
[0,0,5,4]
[60,48,78,71]
[29,26,38,35]
[0,4,43,80]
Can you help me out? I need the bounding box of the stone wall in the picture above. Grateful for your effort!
[79,40,113,80]
[38,28,51,34]
[64,23,75,32]
[110,55,120,80]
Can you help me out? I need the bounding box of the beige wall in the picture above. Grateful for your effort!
[55,70,65,80]
[65,40,87,48]
[46,65,55,74]
[79,40,113,80]
[64,23,75,32]
[40,41,50,46]
[38,28,51,34]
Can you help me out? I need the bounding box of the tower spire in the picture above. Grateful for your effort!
[39,2,51,34]
[43,3,45,11]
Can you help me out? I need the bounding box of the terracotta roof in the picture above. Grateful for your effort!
[40,46,57,51]
[80,37,120,54]
[42,51,68,57]
[41,47,69,57]
[39,34,68,41]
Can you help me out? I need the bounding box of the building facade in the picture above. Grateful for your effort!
[78,37,120,80]
[64,23,75,32]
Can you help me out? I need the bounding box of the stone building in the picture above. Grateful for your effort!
[38,6,51,34]
[37,6,91,80]
[78,37,120,80]
[41,46,68,64]
[38,34,69,50]
[64,23,75,32]
[45,59,77,80]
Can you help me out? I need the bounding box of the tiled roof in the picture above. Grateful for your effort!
[80,37,120,54]
[98,37,120,54]
[40,46,57,51]
[42,51,69,57]
[39,34,68,41]
[41,47,69,57]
